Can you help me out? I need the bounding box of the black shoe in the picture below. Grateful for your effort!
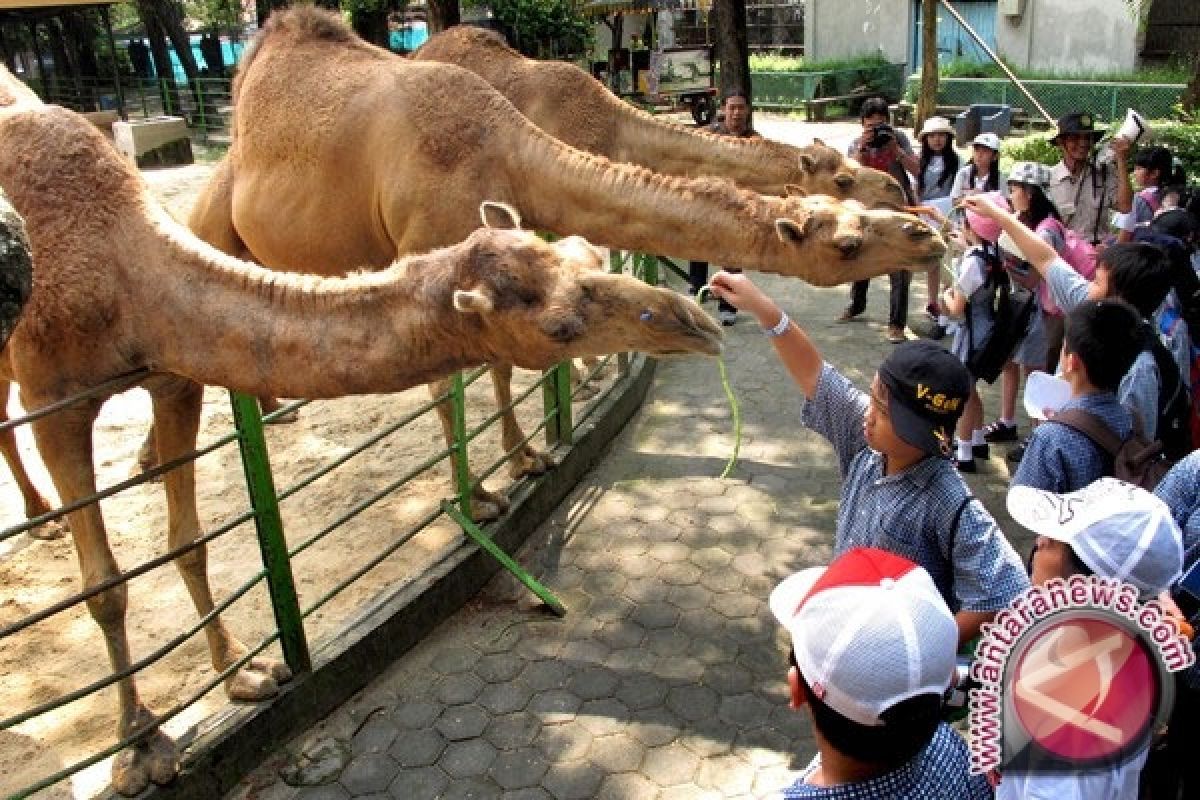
[1006,440,1028,464]
[972,443,990,460]
[836,305,865,323]
[956,458,977,473]
[983,421,1019,443]
[928,323,947,341]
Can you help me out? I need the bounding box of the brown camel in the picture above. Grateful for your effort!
[190,7,944,516]
[0,70,722,795]
[413,25,907,205]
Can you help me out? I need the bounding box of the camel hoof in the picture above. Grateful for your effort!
[111,729,178,796]
[508,447,558,480]
[226,663,282,701]
[28,518,67,540]
[248,655,293,686]
[470,487,510,522]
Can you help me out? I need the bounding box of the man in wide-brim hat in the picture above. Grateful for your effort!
[1047,111,1132,247]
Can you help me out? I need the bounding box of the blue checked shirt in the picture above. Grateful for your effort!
[1155,451,1200,688]
[783,723,991,799]
[1011,392,1132,493]
[801,364,1028,613]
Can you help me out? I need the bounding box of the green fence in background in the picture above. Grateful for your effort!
[751,63,906,112]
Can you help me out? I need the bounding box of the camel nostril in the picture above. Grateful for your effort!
[835,236,862,257]
[903,222,932,238]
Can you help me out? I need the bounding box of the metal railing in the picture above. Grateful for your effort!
[903,76,1187,123]
[0,248,656,797]
[751,64,906,112]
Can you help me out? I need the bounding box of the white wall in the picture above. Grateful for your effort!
[993,0,1138,73]
[805,0,912,65]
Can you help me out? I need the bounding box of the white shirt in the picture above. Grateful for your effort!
[995,747,1148,800]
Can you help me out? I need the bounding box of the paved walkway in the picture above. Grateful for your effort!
[223,219,1035,798]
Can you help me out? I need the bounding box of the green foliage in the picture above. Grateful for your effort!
[749,52,892,75]
[183,0,244,31]
[998,130,1060,169]
[465,0,590,58]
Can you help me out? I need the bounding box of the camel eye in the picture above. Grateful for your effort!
[835,174,854,188]
[640,310,653,322]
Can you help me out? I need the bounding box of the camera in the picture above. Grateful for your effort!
[867,123,896,149]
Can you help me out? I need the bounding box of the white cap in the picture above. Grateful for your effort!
[1007,477,1183,596]
[972,132,1001,151]
[1023,371,1072,421]
[769,547,958,726]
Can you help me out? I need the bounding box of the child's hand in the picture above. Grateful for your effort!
[961,194,1005,220]
[710,270,774,321]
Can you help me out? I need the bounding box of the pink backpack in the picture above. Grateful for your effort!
[1139,187,1162,215]
[1036,217,1097,315]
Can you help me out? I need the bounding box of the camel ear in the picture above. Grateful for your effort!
[784,184,807,198]
[812,137,826,146]
[453,288,494,314]
[775,217,809,244]
[480,201,522,230]
[798,153,817,173]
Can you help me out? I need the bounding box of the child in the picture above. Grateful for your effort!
[941,192,1008,472]
[1118,145,1183,242]
[950,132,1002,200]
[710,270,1028,643]
[916,116,960,337]
[771,547,991,798]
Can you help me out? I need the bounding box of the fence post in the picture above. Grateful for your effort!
[229,391,311,674]
[448,372,473,515]
[195,78,207,139]
[543,362,574,448]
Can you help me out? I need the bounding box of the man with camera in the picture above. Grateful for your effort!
[838,98,920,342]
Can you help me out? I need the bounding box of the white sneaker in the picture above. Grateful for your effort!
[719,309,737,327]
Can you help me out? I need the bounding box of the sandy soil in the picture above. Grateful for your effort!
[0,163,616,799]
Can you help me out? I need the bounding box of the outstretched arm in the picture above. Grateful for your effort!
[710,271,823,399]
[960,195,1058,277]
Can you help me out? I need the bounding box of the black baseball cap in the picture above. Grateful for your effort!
[877,341,971,458]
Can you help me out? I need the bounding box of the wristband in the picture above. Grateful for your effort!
[762,310,790,338]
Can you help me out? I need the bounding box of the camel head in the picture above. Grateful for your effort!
[788,140,908,210]
[769,195,945,287]
[447,207,722,365]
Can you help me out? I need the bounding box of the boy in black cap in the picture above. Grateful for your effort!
[1047,111,1132,246]
[710,271,1028,643]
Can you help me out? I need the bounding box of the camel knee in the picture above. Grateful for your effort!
[85,583,128,630]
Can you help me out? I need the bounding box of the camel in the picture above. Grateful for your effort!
[413,25,907,205]
[0,70,723,795]
[189,6,945,517]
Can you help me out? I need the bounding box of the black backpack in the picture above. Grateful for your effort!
[965,245,1036,385]
[1139,322,1195,461]
[1051,409,1172,490]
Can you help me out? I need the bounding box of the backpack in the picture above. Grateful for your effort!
[965,246,1036,384]
[1139,186,1162,215]
[1050,409,1172,490]
[1139,322,1195,461]
[1036,217,1098,316]
[1158,304,1200,449]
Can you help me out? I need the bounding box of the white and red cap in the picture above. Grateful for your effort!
[768,547,958,727]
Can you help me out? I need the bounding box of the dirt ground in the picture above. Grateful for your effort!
[0,162,618,799]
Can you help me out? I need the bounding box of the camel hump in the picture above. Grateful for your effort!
[0,65,43,110]
[418,25,514,58]
[262,4,356,44]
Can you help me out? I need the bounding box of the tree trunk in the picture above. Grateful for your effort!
[351,7,391,48]
[915,0,938,132]
[712,0,751,117]
[135,2,183,115]
[427,0,460,33]
[1185,56,1200,114]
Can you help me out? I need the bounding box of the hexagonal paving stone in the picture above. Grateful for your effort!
[518,660,572,691]
[392,700,443,729]
[678,720,734,758]
[565,667,619,701]
[294,786,350,800]
[437,673,486,705]
[500,789,553,800]
[586,733,646,773]
[632,604,679,630]
[595,772,660,800]
[441,739,499,779]
[352,714,400,754]
[700,569,746,594]
[440,778,503,800]
[581,572,627,597]
[595,620,646,650]
[529,689,583,723]
[658,784,724,800]
[484,712,543,750]
[604,646,658,671]
[695,752,756,794]
[337,753,398,795]
[718,692,774,728]
[389,728,447,768]
[437,704,490,741]
[432,646,482,674]
[688,635,740,666]
[655,655,705,684]
[647,542,691,564]
[657,563,702,586]
[641,742,700,788]
[474,653,527,684]
[665,685,719,722]
[488,747,550,790]
[559,638,610,665]
[627,707,683,747]
[534,721,594,761]
[666,584,713,611]
[478,681,534,715]
[514,635,566,662]
[615,674,669,710]
[735,724,793,767]
[540,761,607,800]
[712,593,761,620]
[387,764,448,799]
[577,698,631,736]
[588,596,635,622]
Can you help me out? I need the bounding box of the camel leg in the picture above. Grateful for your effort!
[490,364,558,479]
[1,380,65,539]
[428,378,510,522]
[28,396,177,796]
[147,376,290,700]
[257,395,299,424]
[571,357,602,401]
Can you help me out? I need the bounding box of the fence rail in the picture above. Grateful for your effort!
[0,249,658,798]
[750,64,906,112]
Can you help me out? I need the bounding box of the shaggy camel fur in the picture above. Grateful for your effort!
[0,68,722,795]
[413,26,908,205]
[190,7,945,516]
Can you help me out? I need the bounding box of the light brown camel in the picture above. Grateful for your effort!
[189,7,945,517]
[413,25,907,205]
[0,70,722,795]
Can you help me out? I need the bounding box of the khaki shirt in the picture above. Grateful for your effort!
[1048,160,1120,244]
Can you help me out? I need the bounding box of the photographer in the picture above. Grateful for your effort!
[838,98,919,342]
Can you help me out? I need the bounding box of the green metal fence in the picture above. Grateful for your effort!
[902,76,1187,123]
[0,248,658,798]
[751,64,906,112]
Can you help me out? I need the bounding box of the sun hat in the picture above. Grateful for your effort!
[917,116,955,141]
[1050,111,1106,146]
[1007,477,1183,596]
[971,132,1001,151]
[769,547,958,727]
[877,340,971,458]
[1007,161,1052,189]
[963,190,1008,243]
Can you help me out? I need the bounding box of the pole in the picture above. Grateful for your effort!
[935,0,1054,125]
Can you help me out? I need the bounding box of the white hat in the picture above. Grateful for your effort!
[918,116,956,140]
[1007,477,1183,596]
[1023,371,1072,421]
[1007,161,1052,189]
[769,547,958,726]
[971,132,1001,151]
